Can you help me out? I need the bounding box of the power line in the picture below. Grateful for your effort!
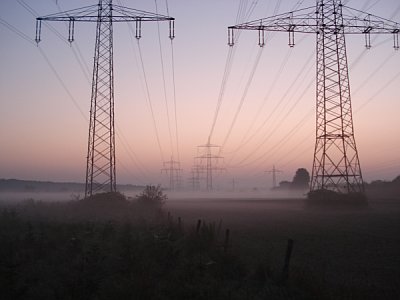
[208,0,264,143]
[161,157,182,190]
[155,0,174,157]
[352,51,397,96]
[0,15,149,185]
[35,0,175,196]
[170,38,181,161]
[0,17,36,46]
[195,143,225,191]
[228,45,313,158]
[355,70,400,113]
[208,46,236,143]
[228,0,398,194]
[266,165,282,188]
[220,47,264,151]
[0,16,86,120]
[136,40,166,163]
[165,0,181,162]
[37,46,88,121]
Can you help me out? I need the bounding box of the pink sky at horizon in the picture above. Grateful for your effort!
[1,0,399,190]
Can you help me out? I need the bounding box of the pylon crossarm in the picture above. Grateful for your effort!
[229,8,398,34]
[36,5,173,23]
[341,5,399,34]
[228,6,317,34]
[228,5,399,47]
[36,4,99,22]
[35,5,174,43]
[112,5,174,22]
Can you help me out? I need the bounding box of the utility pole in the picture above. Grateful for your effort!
[228,0,399,195]
[196,142,225,191]
[35,0,175,197]
[162,157,182,191]
[188,164,203,191]
[266,165,282,189]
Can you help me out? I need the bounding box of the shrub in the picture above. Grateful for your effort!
[136,185,167,209]
[306,189,368,208]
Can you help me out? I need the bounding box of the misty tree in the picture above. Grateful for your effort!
[136,185,167,208]
[291,168,310,190]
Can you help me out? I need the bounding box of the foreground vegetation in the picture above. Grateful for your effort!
[0,191,302,300]
[1,189,399,299]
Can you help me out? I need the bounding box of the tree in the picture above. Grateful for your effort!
[136,185,167,208]
[291,168,310,190]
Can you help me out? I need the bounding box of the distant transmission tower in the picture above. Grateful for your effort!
[35,0,175,197]
[196,142,225,191]
[266,165,282,189]
[188,164,203,191]
[162,157,182,191]
[228,0,399,195]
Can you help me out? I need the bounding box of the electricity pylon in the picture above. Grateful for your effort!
[266,165,282,189]
[35,0,175,197]
[162,157,182,191]
[188,164,203,191]
[196,142,225,191]
[228,0,399,195]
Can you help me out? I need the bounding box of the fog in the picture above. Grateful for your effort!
[0,188,307,204]
[0,191,79,203]
[1,186,399,299]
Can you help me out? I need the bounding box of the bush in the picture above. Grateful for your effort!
[82,191,128,204]
[136,185,167,209]
[306,189,368,208]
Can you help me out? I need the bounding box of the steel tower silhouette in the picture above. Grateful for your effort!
[196,142,225,191]
[266,165,282,189]
[35,0,175,197]
[228,0,399,194]
[162,157,182,191]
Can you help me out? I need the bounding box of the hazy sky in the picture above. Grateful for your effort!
[1,0,399,189]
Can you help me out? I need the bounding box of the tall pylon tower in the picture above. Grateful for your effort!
[266,165,282,189]
[228,0,399,195]
[188,164,203,191]
[196,142,225,191]
[162,157,182,191]
[35,0,175,197]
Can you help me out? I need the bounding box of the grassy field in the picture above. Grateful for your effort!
[166,197,400,299]
[0,194,399,299]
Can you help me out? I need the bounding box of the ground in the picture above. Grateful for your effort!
[1,192,399,299]
[165,197,400,299]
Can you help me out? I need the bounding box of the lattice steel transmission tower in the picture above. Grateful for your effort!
[228,0,399,195]
[266,165,282,189]
[196,143,225,191]
[162,157,182,191]
[188,164,203,191]
[35,0,175,197]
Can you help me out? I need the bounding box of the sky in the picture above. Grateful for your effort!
[0,0,399,190]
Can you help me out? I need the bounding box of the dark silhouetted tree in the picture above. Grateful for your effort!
[291,168,310,190]
[136,185,167,208]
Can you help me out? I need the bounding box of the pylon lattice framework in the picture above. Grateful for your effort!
[266,165,282,189]
[162,157,182,191]
[228,0,399,194]
[35,0,175,197]
[188,164,203,191]
[196,143,225,191]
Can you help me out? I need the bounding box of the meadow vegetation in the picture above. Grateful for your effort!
[0,186,399,299]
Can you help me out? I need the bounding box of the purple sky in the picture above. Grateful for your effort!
[1,0,399,189]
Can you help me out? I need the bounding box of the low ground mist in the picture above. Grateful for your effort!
[1,190,399,299]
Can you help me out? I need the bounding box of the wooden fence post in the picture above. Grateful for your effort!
[196,219,202,234]
[224,229,230,253]
[280,238,294,284]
